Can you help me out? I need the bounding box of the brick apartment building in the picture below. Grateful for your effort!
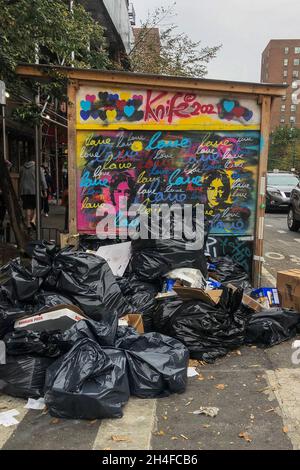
[261,39,300,131]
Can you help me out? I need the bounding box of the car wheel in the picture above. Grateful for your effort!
[287,207,300,232]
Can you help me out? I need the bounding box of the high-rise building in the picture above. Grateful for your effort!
[261,39,300,131]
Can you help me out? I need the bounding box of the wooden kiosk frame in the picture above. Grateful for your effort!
[17,64,286,287]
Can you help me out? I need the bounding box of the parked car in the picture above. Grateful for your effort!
[288,182,300,231]
[266,172,299,211]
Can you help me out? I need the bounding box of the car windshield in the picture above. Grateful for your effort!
[267,174,299,186]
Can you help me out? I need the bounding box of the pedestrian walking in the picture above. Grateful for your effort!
[19,158,47,231]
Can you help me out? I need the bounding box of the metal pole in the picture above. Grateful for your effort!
[35,92,41,239]
[2,105,7,161]
[55,125,59,204]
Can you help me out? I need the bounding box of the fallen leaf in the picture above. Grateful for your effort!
[282,426,288,434]
[197,373,205,381]
[163,416,168,420]
[203,424,211,428]
[215,383,226,390]
[153,430,165,436]
[180,434,189,440]
[189,359,199,367]
[239,432,252,443]
[171,436,178,440]
[50,418,60,425]
[235,350,242,356]
[111,435,131,442]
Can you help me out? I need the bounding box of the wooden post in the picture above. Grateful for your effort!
[67,79,78,236]
[252,95,272,287]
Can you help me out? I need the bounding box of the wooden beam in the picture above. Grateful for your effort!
[67,79,78,236]
[252,95,272,287]
[16,64,287,97]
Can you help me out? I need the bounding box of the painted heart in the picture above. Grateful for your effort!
[116,99,126,110]
[120,92,131,101]
[80,100,91,112]
[108,93,119,101]
[232,106,245,118]
[91,110,99,119]
[86,94,96,103]
[124,105,135,117]
[127,99,134,106]
[132,95,143,101]
[223,100,235,113]
[98,92,108,102]
[80,110,90,121]
[106,109,117,121]
[243,109,253,121]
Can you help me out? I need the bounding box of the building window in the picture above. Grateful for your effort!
[281,104,286,112]
[293,70,299,78]
[283,70,288,77]
[290,116,296,123]
[294,58,300,66]
[292,81,298,89]
[291,104,297,112]
[280,117,285,123]
[282,95,286,100]
[284,58,288,66]
[295,47,300,54]
[285,47,289,54]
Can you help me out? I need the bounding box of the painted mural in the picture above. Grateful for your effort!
[76,130,260,235]
[206,236,253,273]
[76,87,261,131]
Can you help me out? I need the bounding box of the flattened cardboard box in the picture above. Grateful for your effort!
[277,269,300,312]
[174,286,223,305]
[120,314,144,334]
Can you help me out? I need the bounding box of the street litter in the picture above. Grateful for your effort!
[187,367,199,377]
[238,431,252,443]
[190,407,219,417]
[0,409,20,427]
[0,240,300,422]
[24,398,45,410]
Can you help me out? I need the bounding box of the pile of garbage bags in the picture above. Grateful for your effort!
[0,314,189,419]
[1,239,300,422]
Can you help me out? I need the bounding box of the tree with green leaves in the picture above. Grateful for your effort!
[268,126,300,171]
[0,0,111,251]
[130,4,221,77]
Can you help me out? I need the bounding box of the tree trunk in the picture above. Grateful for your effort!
[0,156,29,252]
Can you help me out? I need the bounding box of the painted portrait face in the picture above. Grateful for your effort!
[113,181,131,211]
[207,178,224,207]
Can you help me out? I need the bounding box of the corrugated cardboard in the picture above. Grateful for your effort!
[226,283,262,312]
[277,269,300,312]
[120,314,144,334]
[173,286,223,305]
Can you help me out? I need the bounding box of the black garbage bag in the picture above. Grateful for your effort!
[53,315,119,352]
[245,308,300,347]
[0,258,41,302]
[208,256,250,288]
[0,288,33,339]
[115,331,189,398]
[4,330,61,358]
[116,275,160,332]
[131,237,208,281]
[32,291,76,313]
[0,355,54,398]
[31,241,58,278]
[153,287,247,363]
[48,251,131,319]
[44,338,129,419]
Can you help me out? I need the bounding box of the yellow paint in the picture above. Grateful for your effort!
[106,109,117,121]
[131,140,143,151]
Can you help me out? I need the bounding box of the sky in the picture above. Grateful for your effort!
[133,0,300,83]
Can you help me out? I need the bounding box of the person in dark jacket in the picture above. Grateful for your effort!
[19,159,47,230]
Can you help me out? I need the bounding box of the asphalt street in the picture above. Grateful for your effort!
[264,211,300,280]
